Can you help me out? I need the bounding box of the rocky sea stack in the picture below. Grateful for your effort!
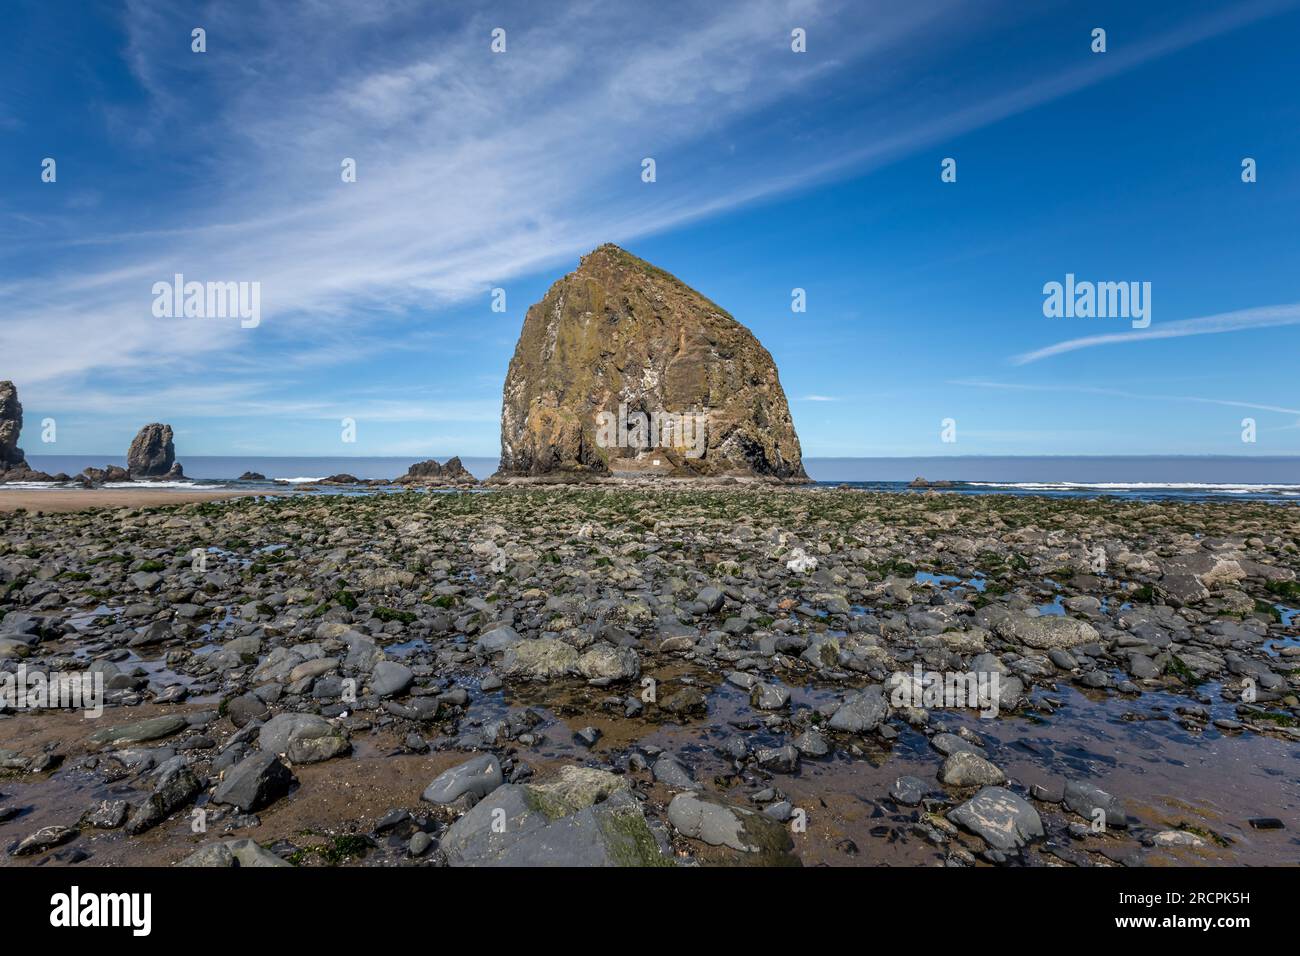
[127,423,184,480]
[0,380,26,472]
[495,244,807,481]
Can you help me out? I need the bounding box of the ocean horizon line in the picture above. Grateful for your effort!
[23,453,1300,461]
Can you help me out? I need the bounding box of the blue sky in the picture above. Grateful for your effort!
[3,0,1299,459]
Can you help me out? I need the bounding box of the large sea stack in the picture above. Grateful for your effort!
[495,244,807,481]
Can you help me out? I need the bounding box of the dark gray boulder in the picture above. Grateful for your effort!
[827,685,888,733]
[211,752,295,811]
[1063,780,1130,828]
[421,754,502,805]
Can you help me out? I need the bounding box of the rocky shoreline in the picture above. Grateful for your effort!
[1,487,1296,866]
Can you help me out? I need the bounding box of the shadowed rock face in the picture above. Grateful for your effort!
[0,380,25,469]
[127,423,182,479]
[496,245,807,480]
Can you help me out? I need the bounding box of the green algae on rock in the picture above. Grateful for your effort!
[496,245,807,481]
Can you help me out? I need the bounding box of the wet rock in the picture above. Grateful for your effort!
[211,752,295,812]
[409,831,433,856]
[754,744,799,774]
[1160,573,1209,605]
[827,685,887,733]
[476,625,523,654]
[89,715,188,746]
[1062,780,1130,828]
[11,824,78,856]
[652,754,695,789]
[1152,829,1207,848]
[931,732,981,757]
[502,639,580,680]
[939,752,1006,787]
[890,775,928,806]
[528,766,628,817]
[226,692,271,728]
[1030,781,1064,803]
[369,659,414,697]
[667,792,798,863]
[948,787,1043,851]
[441,776,668,866]
[576,644,640,682]
[696,586,725,613]
[1127,654,1160,680]
[258,713,350,764]
[793,728,830,757]
[659,686,707,716]
[179,838,291,867]
[994,614,1099,650]
[126,765,202,834]
[1048,649,1078,670]
[1164,552,1245,589]
[422,754,503,805]
[749,682,791,710]
[84,799,129,829]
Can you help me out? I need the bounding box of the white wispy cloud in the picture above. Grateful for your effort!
[1011,303,1300,365]
[4,0,1293,428]
[952,379,1300,418]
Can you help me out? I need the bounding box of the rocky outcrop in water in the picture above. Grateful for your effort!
[396,456,478,486]
[495,244,807,481]
[127,423,183,479]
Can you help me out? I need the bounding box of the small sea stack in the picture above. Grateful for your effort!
[126,423,184,480]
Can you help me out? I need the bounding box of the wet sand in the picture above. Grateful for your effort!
[0,488,287,513]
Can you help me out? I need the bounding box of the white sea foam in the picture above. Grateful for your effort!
[0,480,223,491]
[965,481,1300,494]
[101,481,223,490]
[274,476,329,484]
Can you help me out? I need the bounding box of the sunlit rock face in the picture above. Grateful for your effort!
[496,245,806,481]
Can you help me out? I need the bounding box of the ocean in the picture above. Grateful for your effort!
[10,454,1300,503]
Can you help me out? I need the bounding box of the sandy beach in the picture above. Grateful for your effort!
[0,487,286,514]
